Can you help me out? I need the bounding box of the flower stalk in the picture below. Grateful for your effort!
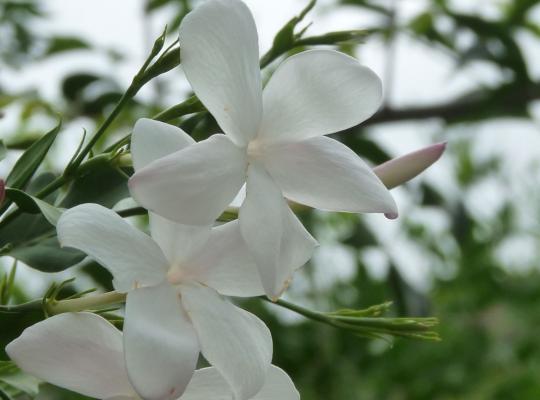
[2,288,440,342]
[264,297,440,341]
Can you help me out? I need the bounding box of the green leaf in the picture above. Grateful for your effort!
[0,387,12,400]
[259,0,316,67]
[61,73,100,101]
[0,361,40,397]
[5,120,61,191]
[8,236,84,273]
[0,163,130,273]
[61,163,130,208]
[4,188,63,226]
[44,36,90,56]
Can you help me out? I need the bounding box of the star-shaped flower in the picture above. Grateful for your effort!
[7,312,298,400]
[57,120,272,400]
[129,0,397,300]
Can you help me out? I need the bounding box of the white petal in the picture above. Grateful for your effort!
[180,366,299,400]
[259,49,382,143]
[149,212,211,267]
[240,163,317,299]
[263,136,397,215]
[57,204,168,292]
[132,118,195,171]
[6,313,133,399]
[252,366,299,400]
[182,220,264,297]
[129,134,247,225]
[124,283,200,400]
[179,0,262,145]
[181,283,272,400]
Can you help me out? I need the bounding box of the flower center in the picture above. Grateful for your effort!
[166,265,185,285]
[247,139,265,161]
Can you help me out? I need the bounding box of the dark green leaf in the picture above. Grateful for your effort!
[0,163,129,273]
[5,120,61,191]
[81,91,124,116]
[9,236,85,273]
[5,188,63,226]
[61,73,100,101]
[44,36,90,56]
[61,163,130,208]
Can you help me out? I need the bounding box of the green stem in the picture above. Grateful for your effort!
[68,93,133,171]
[6,290,438,341]
[0,299,42,313]
[263,297,331,325]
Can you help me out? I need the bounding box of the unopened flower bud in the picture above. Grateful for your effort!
[374,142,447,190]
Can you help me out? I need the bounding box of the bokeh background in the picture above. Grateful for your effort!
[1,0,540,399]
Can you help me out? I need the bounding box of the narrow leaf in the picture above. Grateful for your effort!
[5,188,64,226]
[5,120,61,190]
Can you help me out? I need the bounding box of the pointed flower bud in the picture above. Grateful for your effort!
[374,142,447,190]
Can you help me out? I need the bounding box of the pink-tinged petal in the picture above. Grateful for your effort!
[262,136,397,215]
[129,134,247,225]
[240,162,318,300]
[374,142,447,189]
[182,220,264,297]
[124,282,200,400]
[57,204,168,292]
[179,0,262,146]
[132,118,195,171]
[6,313,134,399]
[259,49,382,143]
[181,283,272,400]
[179,366,299,400]
[149,212,212,267]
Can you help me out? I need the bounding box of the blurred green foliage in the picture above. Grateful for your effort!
[1,0,540,399]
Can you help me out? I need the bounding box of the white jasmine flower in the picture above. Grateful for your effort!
[129,0,396,299]
[57,120,272,400]
[7,313,298,400]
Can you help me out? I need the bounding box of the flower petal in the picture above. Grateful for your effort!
[252,366,299,400]
[180,366,299,400]
[259,49,382,143]
[181,283,272,400]
[182,220,264,297]
[129,134,247,225]
[149,212,211,267]
[57,203,168,292]
[124,282,200,400]
[6,313,133,399]
[132,118,195,171]
[179,0,262,145]
[263,136,397,215]
[239,163,318,300]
